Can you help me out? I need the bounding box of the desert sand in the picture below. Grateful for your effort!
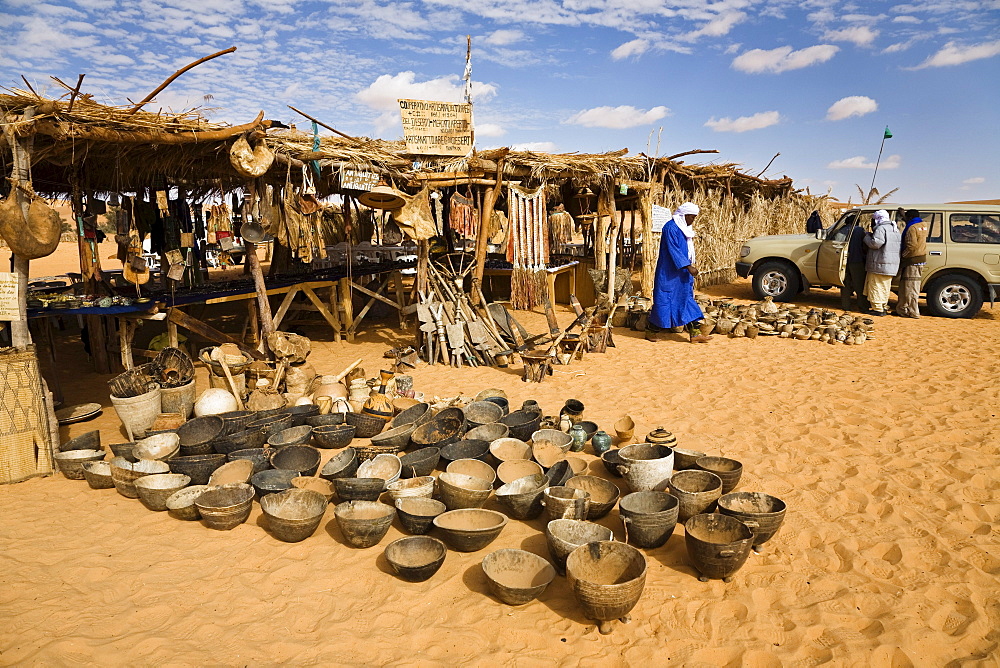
[1,243,998,666]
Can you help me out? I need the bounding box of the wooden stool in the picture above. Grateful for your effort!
[521,351,553,383]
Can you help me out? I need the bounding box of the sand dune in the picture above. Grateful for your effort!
[1,253,998,665]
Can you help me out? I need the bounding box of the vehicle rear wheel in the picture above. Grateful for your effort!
[752,261,800,302]
[925,274,983,318]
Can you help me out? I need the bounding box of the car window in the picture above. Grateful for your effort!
[950,213,1000,244]
[921,212,943,242]
[827,212,857,242]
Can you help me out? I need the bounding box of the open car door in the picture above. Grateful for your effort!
[816,211,858,285]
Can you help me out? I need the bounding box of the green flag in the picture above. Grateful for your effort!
[884,126,893,139]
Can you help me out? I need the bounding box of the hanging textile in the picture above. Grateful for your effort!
[489,209,508,247]
[392,186,436,240]
[449,191,479,239]
[548,204,574,255]
[506,184,548,310]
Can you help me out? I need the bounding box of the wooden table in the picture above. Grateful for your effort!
[483,261,579,306]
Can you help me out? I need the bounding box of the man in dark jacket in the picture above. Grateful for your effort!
[841,223,869,312]
[895,209,929,318]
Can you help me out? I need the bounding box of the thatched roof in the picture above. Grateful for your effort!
[1,89,795,201]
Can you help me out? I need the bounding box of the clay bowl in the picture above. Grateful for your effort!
[344,412,387,439]
[463,401,503,430]
[168,453,226,486]
[694,456,743,494]
[546,519,615,575]
[335,500,395,548]
[208,459,255,486]
[134,473,191,511]
[500,410,542,441]
[384,536,447,582]
[395,497,447,535]
[433,508,508,552]
[489,438,532,465]
[672,448,707,471]
[474,387,507,403]
[601,449,625,477]
[312,424,356,450]
[619,491,679,549]
[566,475,621,520]
[389,402,431,429]
[542,486,591,522]
[108,441,138,462]
[211,427,267,456]
[253,405,289,420]
[110,457,170,498]
[291,476,336,503]
[227,448,271,474]
[446,458,496,487]
[270,445,321,476]
[195,483,255,530]
[532,429,573,452]
[483,396,509,415]
[684,512,754,582]
[54,449,105,480]
[438,472,492,510]
[565,541,647,635]
[61,430,100,452]
[320,447,359,481]
[251,468,299,498]
[305,413,345,428]
[267,425,314,449]
[357,454,402,486]
[497,459,544,486]
[217,410,257,436]
[717,492,787,550]
[177,416,224,452]
[133,433,180,461]
[82,460,114,489]
[398,447,440,478]
[495,473,548,521]
[411,414,464,450]
[465,423,509,443]
[668,470,723,523]
[369,422,417,452]
[532,441,568,469]
[482,549,556,605]
[544,460,574,487]
[440,439,490,465]
[333,477,385,502]
[386,476,436,502]
[261,488,328,542]
[165,484,212,520]
[287,404,320,427]
[247,414,294,440]
[566,457,588,475]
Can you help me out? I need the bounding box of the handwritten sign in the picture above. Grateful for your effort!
[340,168,379,191]
[0,272,21,321]
[398,99,473,156]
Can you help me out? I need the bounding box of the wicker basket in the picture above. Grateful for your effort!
[0,345,54,484]
[355,441,407,462]
[345,412,386,439]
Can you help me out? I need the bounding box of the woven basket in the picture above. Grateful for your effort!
[355,441,407,462]
[0,345,54,484]
[110,387,162,442]
[345,412,386,439]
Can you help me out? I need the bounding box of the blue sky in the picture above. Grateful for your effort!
[2,0,998,203]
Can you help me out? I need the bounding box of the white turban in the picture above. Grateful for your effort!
[672,202,699,263]
[874,209,890,224]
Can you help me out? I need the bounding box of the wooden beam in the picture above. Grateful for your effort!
[33,110,264,144]
[167,307,265,359]
[300,284,342,337]
[350,280,401,310]
[1,108,35,347]
[128,47,237,114]
[271,286,300,330]
[338,277,355,341]
[471,152,508,304]
[347,275,393,336]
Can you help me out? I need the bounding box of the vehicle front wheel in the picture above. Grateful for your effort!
[925,274,983,318]
[752,261,800,302]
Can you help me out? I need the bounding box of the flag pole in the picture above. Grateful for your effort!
[869,125,892,199]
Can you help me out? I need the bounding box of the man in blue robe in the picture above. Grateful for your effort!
[646,202,710,343]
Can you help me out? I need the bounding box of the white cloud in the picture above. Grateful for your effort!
[882,42,910,53]
[828,154,901,169]
[482,29,523,46]
[823,26,879,46]
[564,105,670,129]
[826,96,878,121]
[476,122,505,137]
[893,15,922,24]
[681,11,746,42]
[962,177,985,184]
[732,44,839,73]
[511,141,557,152]
[704,110,780,133]
[355,71,498,133]
[912,39,1000,68]
[611,38,649,60]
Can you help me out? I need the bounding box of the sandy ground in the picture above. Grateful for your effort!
[1,243,999,666]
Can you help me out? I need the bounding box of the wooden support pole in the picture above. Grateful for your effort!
[339,277,355,341]
[392,271,407,329]
[595,186,613,272]
[639,189,656,299]
[271,286,300,331]
[1,107,35,347]
[600,186,620,300]
[328,285,342,343]
[471,152,508,304]
[246,241,274,344]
